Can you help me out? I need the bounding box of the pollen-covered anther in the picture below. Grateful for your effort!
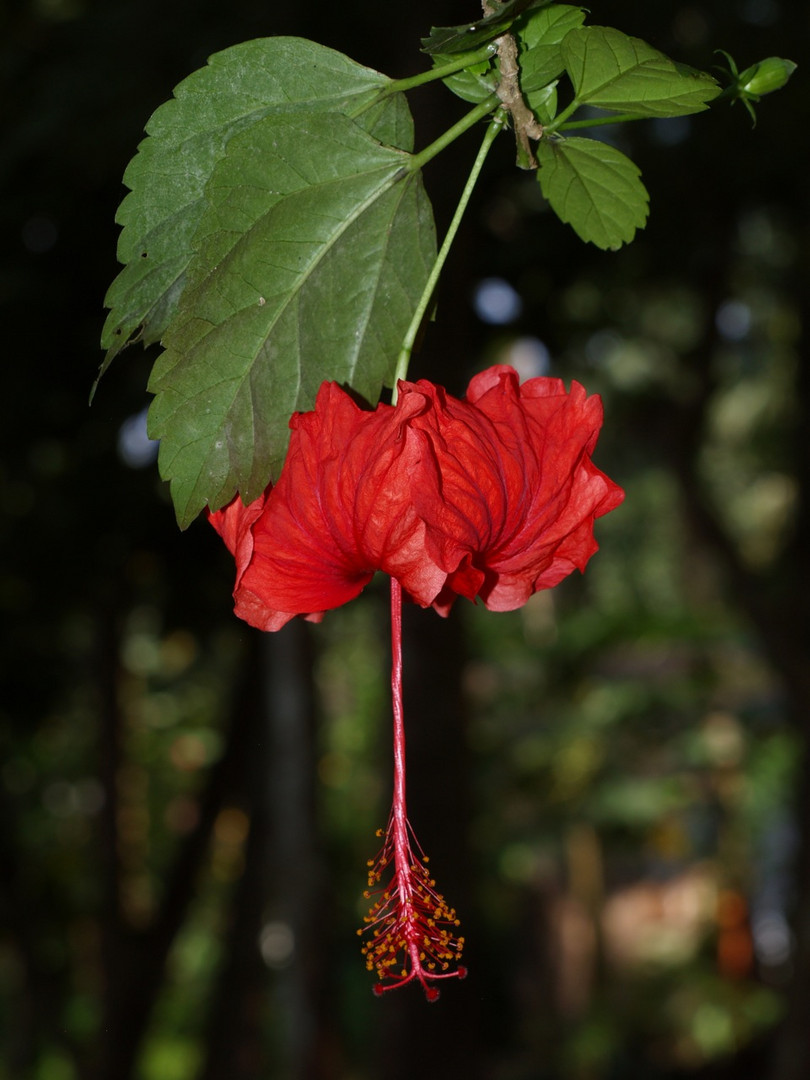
[359,820,466,1001]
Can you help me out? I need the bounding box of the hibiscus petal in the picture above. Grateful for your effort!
[209,381,449,629]
[397,366,623,613]
[208,491,325,631]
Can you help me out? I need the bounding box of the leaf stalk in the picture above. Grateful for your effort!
[542,97,580,135]
[557,111,645,131]
[384,45,496,95]
[393,114,505,396]
[410,94,500,172]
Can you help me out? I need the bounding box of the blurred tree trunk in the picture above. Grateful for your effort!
[91,626,266,1080]
[196,672,272,1080]
[261,621,334,1080]
[90,616,332,1080]
[199,621,332,1080]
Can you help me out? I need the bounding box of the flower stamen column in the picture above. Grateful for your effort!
[359,578,467,1000]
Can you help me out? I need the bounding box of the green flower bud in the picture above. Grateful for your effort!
[737,57,797,99]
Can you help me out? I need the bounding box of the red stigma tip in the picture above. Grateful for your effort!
[425,986,440,1003]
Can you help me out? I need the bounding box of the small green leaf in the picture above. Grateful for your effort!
[528,81,559,126]
[100,38,408,377]
[518,2,587,49]
[562,26,719,117]
[516,4,587,94]
[422,0,552,56]
[147,112,435,528]
[432,51,499,104]
[537,136,649,249]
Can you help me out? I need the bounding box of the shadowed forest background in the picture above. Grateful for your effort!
[2,0,809,1078]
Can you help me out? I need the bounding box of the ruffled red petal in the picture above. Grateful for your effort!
[399,365,624,613]
[209,381,447,628]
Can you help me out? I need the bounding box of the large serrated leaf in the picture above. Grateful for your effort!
[561,26,719,117]
[147,111,435,529]
[537,136,649,249]
[99,37,410,376]
[422,0,552,56]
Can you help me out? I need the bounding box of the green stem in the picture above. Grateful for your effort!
[558,112,644,131]
[385,45,496,95]
[392,114,505,398]
[347,46,496,122]
[542,97,580,135]
[410,94,500,172]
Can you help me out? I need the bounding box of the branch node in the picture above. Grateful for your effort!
[480,0,542,170]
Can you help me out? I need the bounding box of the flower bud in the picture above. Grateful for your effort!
[737,57,797,99]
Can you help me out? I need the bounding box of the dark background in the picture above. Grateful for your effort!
[2,1,809,1078]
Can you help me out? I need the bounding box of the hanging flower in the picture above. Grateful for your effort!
[210,365,622,626]
[209,366,623,999]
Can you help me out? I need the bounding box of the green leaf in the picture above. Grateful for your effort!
[528,82,559,126]
[147,112,435,529]
[518,3,587,49]
[432,51,499,104]
[99,38,409,377]
[537,136,649,249]
[516,4,586,95]
[422,0,552,56]
[561,26,719,116]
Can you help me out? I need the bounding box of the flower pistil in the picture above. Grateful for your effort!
[359,815,466,1001]
[357,578,466,1001]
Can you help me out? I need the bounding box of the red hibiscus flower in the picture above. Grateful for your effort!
[210,365,622,628]
[209,365,623,999]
